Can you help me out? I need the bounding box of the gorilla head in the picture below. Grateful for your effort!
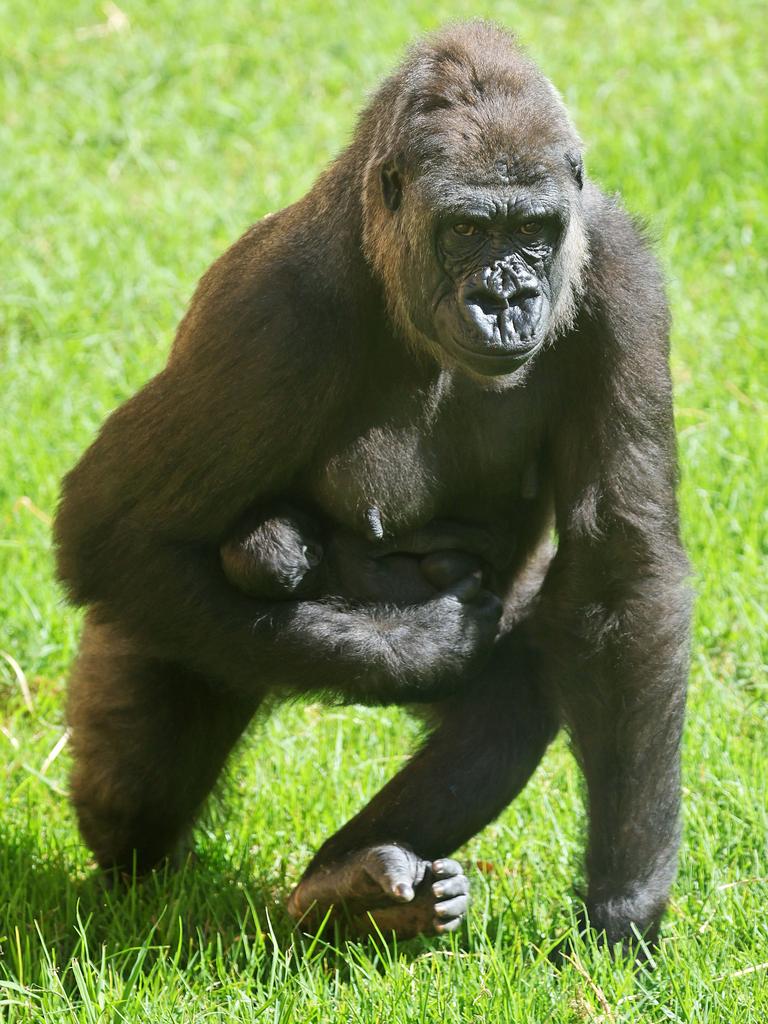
[361,22,589,377]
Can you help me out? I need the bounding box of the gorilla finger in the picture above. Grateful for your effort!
[434,894,469,920]
[445,575,483,603]
[431,858,464,879]
[434,914,465,934]
[365,844,425,901]
[432,873,470,900]
[474,591,503,619]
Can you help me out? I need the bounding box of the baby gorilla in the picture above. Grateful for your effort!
[220,503,490,606]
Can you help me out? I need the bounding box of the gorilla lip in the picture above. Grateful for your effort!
[453,292,546,370]
[447,333,545,375]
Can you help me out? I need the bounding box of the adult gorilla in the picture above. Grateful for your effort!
[55,21,690,947]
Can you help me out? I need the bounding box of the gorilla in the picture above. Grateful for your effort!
[54,21,691,947]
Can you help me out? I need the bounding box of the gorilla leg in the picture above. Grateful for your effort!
[288,639,558,937]
[68,616,260,873]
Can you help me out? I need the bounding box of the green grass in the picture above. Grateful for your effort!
[1,0,766,1020]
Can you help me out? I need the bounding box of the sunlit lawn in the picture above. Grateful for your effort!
[1,1,766,1020]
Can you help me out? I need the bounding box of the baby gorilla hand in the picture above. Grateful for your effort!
[287,844,469,939]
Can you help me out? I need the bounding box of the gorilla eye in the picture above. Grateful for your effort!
[452,222,478,236]
[518,221,543,236]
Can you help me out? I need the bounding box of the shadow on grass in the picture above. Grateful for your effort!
[0,824,293,978]
[0,824,484,992]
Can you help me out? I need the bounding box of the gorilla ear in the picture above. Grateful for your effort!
[566,152,584,189]
[380,161,403,211]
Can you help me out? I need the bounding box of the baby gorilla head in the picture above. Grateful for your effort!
[220,506,324,600]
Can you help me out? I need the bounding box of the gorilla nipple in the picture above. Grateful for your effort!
[365,506,385,541]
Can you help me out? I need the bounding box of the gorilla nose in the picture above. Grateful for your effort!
[463,282,540,316]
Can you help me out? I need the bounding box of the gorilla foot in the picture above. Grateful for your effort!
[287,844,469,939]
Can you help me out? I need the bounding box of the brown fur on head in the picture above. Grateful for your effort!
[358,21,589,375]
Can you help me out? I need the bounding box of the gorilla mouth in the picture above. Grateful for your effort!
[457,292,546,366]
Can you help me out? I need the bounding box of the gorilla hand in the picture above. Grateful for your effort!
[287,844,469,939]
[383,573,502,688]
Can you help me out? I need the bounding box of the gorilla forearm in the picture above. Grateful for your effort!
[56,480,497,703]
[307,638,558,868]
[569,632,687,943]
[534,531,691,942]
[281,589,500,703]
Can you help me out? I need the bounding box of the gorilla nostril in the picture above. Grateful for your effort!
[511,287,540,305]
[466,287,507,316]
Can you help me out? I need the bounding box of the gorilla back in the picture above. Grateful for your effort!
[55,22,690,948]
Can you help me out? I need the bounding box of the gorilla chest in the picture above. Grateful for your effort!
[309,380,543,536]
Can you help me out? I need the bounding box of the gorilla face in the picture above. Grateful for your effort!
[431,196,564,375]
[376,157,584,380]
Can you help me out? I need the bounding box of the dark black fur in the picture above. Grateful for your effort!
[55,22,690,947]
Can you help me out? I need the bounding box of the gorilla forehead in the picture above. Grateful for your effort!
[401,92,578,172]
[388,28,581,192]
[410,118,575,215]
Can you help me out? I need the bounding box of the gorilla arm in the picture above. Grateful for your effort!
[535,189,692,945]
[54,283,497,704]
